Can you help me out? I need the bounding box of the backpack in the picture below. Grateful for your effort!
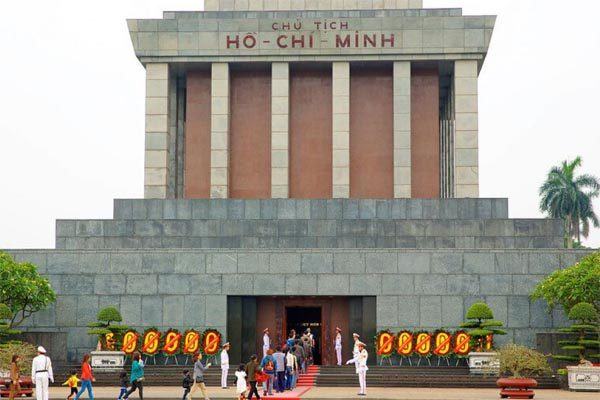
[264,359,274,372]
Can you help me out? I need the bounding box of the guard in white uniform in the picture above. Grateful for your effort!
[352,333,360,373]
[31,346,53,400]
[334,327,343,366]
[346,341,369,396]
[262,328,270,358]
[220,342,230,388]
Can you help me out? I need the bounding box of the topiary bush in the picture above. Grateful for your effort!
[554,302,600,364]
[0,341,37,372]
[496,344,552,378]
[460,302,507,351]
[87,306,129,350]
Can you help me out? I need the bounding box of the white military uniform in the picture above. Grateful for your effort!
[352,339,360,373]
[346,348,369,395]
[220,348,229,388]
[334,333,342,366]
[263,333,270,358]
[31,352,53,400]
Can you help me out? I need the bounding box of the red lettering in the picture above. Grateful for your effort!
[354,31,359,47]
[363,34,376,47]
[226,35,239,49]
[291,35,304,48]
[336,34,350,48]
[243,34,257,49]
[277,35,288,48]
[381,33,395,47]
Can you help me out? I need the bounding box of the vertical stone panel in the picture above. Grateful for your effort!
[454,60,479,198]
[271,63,290,198]
[184,70,211,198]
[229,65,272,198]
[332,62,350,198]
[145,63,170,199]
[411,66,440,198]
[210,63,230,198]
[349,64,394,198]
[289,64,333,198]
[394,62,412,198]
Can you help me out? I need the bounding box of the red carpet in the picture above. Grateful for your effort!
[296,365,320,387]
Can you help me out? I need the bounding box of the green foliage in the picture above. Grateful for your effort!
[0,341,37,371]
[460,302,506,351]
[539,156,600,248]
[553,302,600,364]
[496,344,552,378]
[0,252,56,330]
[0,303,20,344]
[531,252,600,314]
[87,306,129,350]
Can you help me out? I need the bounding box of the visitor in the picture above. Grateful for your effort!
[189,352,211,400]
[9,355,21,400]
[334,327,343,366]
[31,346,54,400]
[234,364,247,400]
[117,370,128,400]
[346,341,369,396]
[260,349,276,396]
[244,355,261,400]
[272,346,286,393]
[301,333,312,367]
[285,348,298,390]
[262,328,270,359]
[181,369,192,400]
[293,340,305,374]
[286,330,296,350]
[62,369,79,400]
[74,354,94,400]
[220,342,230,389]
[123,352,144,400]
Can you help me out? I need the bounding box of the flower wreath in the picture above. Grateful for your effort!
[162,328,182,355]
[375,330,395,357]
[201,328,222,356]
[141,327,162,356]
[396,330,415,357]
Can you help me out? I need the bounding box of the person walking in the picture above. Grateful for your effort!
[260,349,276,396]
[346,341,369,396]
[190,353,211,400]
[31,346,53,400]
[334,327,343,366]
[181,369,192,400]
[220,342,230,389]
[123,352,144,400]
[244,355,261,400]
[63,369,80,400]
[285,348,298,390]
[262,328,270,359]
[272,346,285,393]
[73,354,95,400]
[293,341,305,374]
[234,364,247,400]
[117,370,128,400]
[9,355,21,400]
[286,330,296,351]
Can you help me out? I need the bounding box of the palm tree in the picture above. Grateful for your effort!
[539,157,600,248]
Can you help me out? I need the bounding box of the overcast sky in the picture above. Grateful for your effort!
[0,0,598,249]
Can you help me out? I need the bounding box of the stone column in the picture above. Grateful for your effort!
[144,63,170,199]
[454,60,479,198]
[393,61,411,198]
[332,62,350,198]
[211,63,230,199]
[271,62,290,198]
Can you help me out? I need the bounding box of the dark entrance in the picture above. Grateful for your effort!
[285,307,322,365]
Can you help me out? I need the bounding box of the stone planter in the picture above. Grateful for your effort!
[497,377,538,399]
[567,365,600,391]
[468,352,499,375]
[90,351,126,372]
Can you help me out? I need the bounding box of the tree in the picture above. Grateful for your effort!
[87,306,129,350]
[554,302,600,364]
[539,156,600,248]
[460,302,507,351]
[0,304,20,344]
[496,344,551,378]
[531,252,600,314]
[0,252,56,328]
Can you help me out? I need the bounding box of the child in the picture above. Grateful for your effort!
[62,369,79,400]
[234,364,247,400]
[117,370,128,400]
[181,369,192,400]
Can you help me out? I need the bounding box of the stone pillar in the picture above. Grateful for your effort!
[211,63,230,199]
[144,63,170,199]
[393,61,411,198]
[454,60,479,198]
[271,62,290,198]
[332,62,350,198]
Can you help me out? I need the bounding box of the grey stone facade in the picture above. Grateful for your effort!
[7,199,592,362]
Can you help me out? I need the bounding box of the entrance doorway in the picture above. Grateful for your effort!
[286,307,322,365]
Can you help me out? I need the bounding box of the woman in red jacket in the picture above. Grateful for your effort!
[74,354,95,400]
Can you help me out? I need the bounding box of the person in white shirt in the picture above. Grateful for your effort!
[31,346,53,400]
[334,327,343,366]
[220,342,230,389]
[352,333,360,373]
[346,341,369,396]
[262,328,270,358]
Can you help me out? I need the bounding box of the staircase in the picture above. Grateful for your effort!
[296,365,319,387]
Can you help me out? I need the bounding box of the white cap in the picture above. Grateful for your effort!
[353,333,360,338]
[222,342,230,348]
[37,346,46,354]
[357,341,366,347]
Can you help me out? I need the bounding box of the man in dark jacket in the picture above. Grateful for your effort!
[245,355,261,400]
